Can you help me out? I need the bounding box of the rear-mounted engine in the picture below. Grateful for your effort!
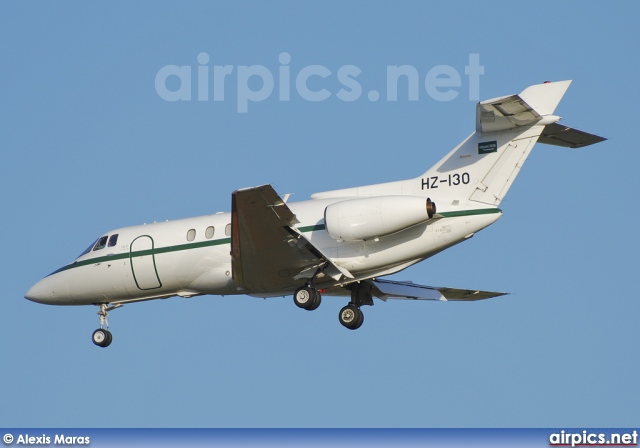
[324,196,436,242]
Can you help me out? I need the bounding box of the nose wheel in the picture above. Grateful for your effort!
[91,303,120,348]
[92,328,112,347]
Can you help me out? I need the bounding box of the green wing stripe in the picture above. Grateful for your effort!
[297,224,326,232]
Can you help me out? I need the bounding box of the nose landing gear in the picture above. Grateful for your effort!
[92,328,112,347]
[91,303,120,348]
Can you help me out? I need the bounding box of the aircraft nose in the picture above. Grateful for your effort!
[24,274,69,304]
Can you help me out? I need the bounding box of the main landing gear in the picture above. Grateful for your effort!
[292,281,373,331]
[338,282,373,330]
[92,303,118,348]
[293,282,322,311]
[338,304,364,330]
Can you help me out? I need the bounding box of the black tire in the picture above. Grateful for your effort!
[92,329,110,347]
[293,286,317,310]
[353,308,364,329]
[339,304,364,330]
[306,291,322,311]
[103,330,113,347]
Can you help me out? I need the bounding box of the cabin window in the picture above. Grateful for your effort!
[205,226,214,239]
[108,234,119,247]
[225,224,231,236]
[93,236,108,251]
[187,229,196,241]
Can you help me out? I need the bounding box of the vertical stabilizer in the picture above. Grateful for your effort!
[312,81,604,204]
[519,80,571,116]
[421,81,575,207]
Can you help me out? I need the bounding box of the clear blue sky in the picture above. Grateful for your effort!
[1,2,638,428]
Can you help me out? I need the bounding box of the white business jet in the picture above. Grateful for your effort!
[25,80,605,347]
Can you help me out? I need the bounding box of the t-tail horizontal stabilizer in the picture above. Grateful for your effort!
[477,80,606,147]
[537,122,606,148]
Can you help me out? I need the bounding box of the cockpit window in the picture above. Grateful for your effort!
[93,236,108,251]
[108,234,119,247]
[78,239,98,258]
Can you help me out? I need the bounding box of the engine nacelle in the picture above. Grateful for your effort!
[324,196,436,242]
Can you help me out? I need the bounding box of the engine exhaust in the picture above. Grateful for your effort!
[426,198,436,219]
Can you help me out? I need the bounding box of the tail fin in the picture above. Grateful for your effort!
[311,81,605,203]
[420,80,606,207]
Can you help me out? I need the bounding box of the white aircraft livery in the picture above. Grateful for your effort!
[25,80,606,347]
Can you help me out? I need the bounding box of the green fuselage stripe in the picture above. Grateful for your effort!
[49,237,232,276]
[49,207,500,276]
[439,208,502,218]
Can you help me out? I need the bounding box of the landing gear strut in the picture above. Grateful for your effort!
[338,282,373,330]
[92,303,114,348]
[293,282,321,311]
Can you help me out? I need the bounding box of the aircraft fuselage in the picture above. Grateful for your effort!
[25,197,501,306]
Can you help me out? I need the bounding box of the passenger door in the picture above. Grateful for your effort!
[129,235,162,290]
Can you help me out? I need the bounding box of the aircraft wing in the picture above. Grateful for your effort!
[231,184,351,293]
[371,279,507,302]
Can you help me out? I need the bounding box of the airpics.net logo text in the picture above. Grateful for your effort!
[154,52,484,113]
